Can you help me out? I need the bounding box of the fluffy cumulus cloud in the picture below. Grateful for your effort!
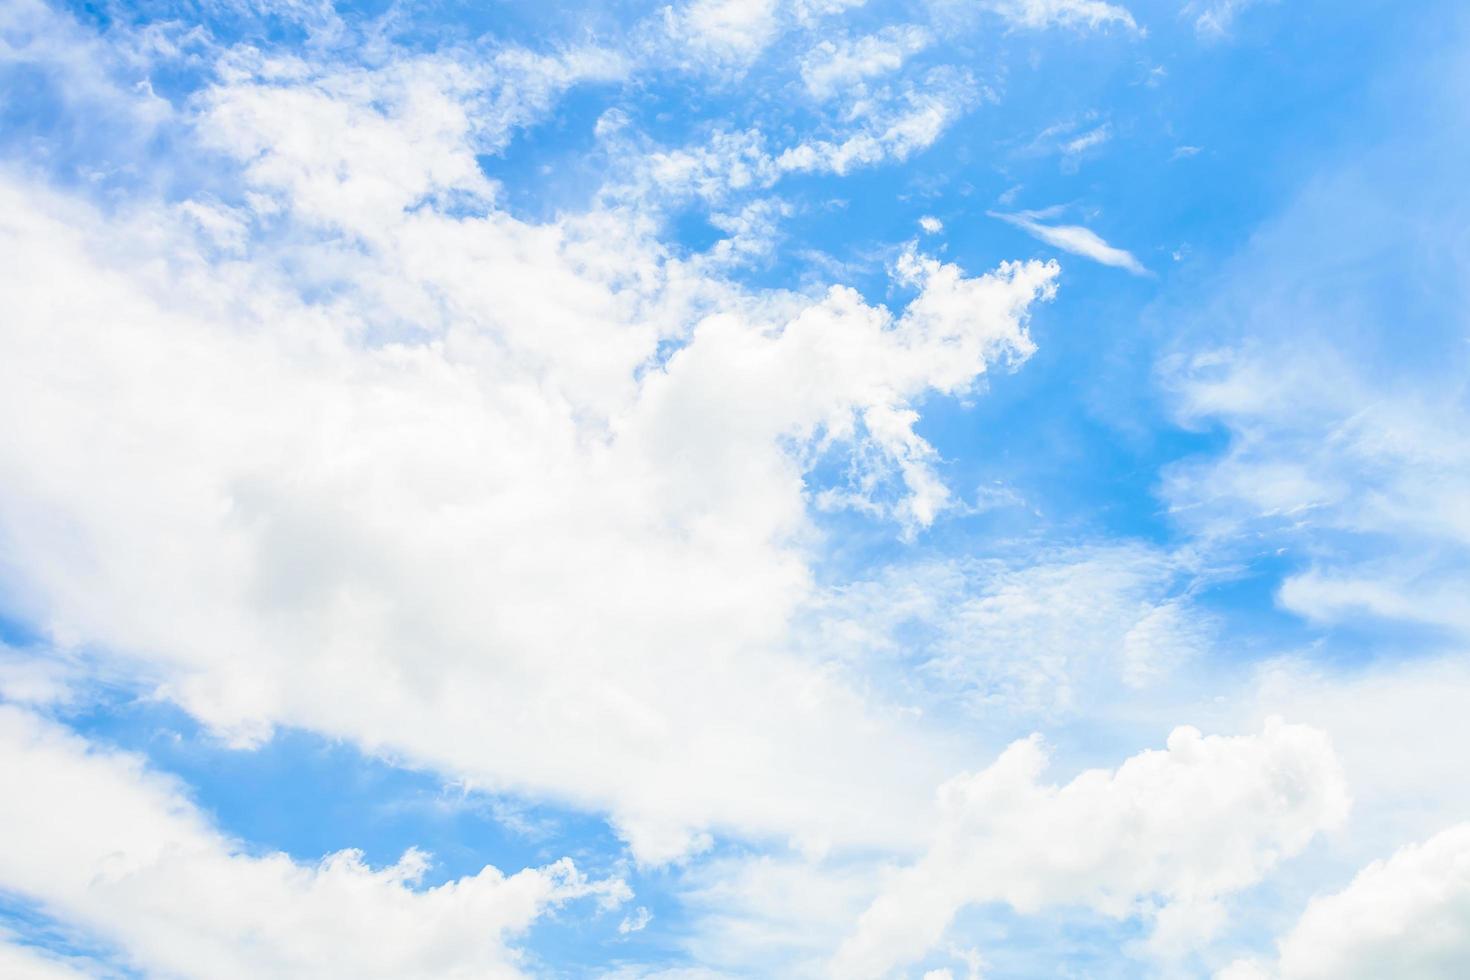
[1,0,1456,975]
[0,7,1065,869]
[0,706,627,978]
[834,721,1349,978]
[1219,822,1470,980]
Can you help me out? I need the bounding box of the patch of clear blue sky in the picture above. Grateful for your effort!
[7,0,1470,972]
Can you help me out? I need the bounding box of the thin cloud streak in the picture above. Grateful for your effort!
[989,209,1150,276]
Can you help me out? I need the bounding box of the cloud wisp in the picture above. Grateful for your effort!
[990,209,1150,275]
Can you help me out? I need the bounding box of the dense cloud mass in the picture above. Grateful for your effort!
[2,0,1469,976]
[0,167,1058,863]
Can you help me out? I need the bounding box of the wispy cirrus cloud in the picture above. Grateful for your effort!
[989,209,1150,275]
[1188,0,1272,38]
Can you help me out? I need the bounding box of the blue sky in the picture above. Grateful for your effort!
[2,0,1470,977]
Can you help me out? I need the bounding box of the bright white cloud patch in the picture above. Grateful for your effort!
[834,721,1349,977]
[990,210,1150,274]
[800,25,931,99]
[1220,822,1470,979]
[0,36,1056,864]
[0,0,1457,975]
[667,0,782,64]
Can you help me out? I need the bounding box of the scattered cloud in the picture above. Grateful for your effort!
[1062,122,1112,156]
[666,0,782,65]
[620,906,655,934]
[1022,115,1115,169]
[800,544,1213,716]
[799,25,931,100]
[990,209,1150,274]
[0,128,1057,864]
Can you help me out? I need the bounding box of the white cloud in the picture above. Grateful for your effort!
[0,0,178,147]
[1063,122,1112,156]
[981,0,1138,31]
[1162,342,1470,639]
[800,544,1212,716]
[0,30,1058,867]
[778,67,983,176]
[674,852,885,976]
[990,210,1150,275]
[666,0,782,65]
[1020,117,1113,171]
[0,706,627,979]
[918,215,944,233]
[0,935,95,980]
[1221,822,1470,980]
[1023,117,1111,173]
[833,720,1348,978]
[603,67,979,210]
[1247,655,1470,860]
[0,644,79,706]
[620,906,655,934]
[600,968,732,980]
[1277,822,1470,978]
[799,25,932,100]
[1194,654,1470,975]
[1188,0,1272,38]
[1150,32,1470,682]
[2,6,1385,977]
[706,197,793,262]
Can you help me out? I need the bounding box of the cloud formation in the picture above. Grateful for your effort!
[990,210,1150,274]
[0,28,1057,866]
[834,720,1348,977]
[1220,822,1470,980]
[3,0,1460,975]
[982,0,1138,31]
[0,706,626,978]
